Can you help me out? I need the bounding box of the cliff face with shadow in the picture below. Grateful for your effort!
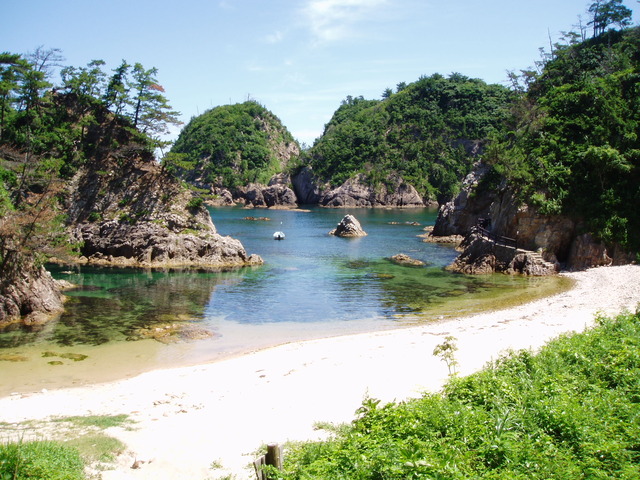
[433,162,634,273]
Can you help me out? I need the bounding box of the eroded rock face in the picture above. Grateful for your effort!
[291,169,428,208]
[433,162,495,236]
[320,174,426,208]
[65,147,262,269]
[74,220,262,268]
[291,167,323,204]
[0,264,65,327]
[233,180,298,208]
[329,215,368,237]
[432,161,635,271]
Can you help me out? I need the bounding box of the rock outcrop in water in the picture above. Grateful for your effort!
[447,231,558,276]
[329,215,368,237]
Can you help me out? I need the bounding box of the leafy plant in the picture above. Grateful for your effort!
[433,335,459,375]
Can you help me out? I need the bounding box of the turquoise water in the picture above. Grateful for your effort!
[0,207,570,394]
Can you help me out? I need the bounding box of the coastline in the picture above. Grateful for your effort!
[1,264,638,479]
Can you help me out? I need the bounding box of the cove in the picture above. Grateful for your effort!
[0,207,571,396]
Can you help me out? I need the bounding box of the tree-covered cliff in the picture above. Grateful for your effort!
[169,101,300,188]
[485,24,640,253]
[304,75,512,203]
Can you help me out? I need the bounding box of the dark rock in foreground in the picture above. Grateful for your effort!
[447,232,558,276]
[0,265,66,327]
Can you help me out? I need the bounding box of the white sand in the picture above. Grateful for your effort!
[1,264,639,480]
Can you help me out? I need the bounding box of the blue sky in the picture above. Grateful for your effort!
[3,0,638,147]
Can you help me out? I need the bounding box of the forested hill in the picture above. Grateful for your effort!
[305,76,511,204]
[485,25,640,253]
[169,101,300,188]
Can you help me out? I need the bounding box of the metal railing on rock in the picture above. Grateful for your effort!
[470,225,517,249]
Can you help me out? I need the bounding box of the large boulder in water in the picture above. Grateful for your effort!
[329,215,367,237]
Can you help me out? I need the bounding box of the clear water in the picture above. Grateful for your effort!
[0,207,571,395]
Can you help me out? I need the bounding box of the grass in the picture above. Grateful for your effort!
[0,414,133,479]
[51,414,131,430]
[0,439,85,480]
[275,309,640,479]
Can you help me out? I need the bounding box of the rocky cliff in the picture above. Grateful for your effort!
[65,146,262,269]
[291,169,427,208]
[434,162,633,272]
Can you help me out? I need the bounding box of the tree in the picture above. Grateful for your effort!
[60,60,107,149]
[127,63,181,144]
[588,0,633,36]
[103,60,130,116]
[60,59,106,98]
[0,53,23,140]
[25,46,64,79]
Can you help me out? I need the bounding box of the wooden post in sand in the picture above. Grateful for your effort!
[266,443,283,471]
[254,443,282,480]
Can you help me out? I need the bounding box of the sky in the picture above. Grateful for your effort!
[3,0,638,147]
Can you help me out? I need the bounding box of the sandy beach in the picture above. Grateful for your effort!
[1,264,639,480]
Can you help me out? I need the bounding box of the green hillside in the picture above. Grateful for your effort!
[169,101,299,188]
[305,75,512,203]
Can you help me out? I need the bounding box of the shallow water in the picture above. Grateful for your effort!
[0,207,571,395]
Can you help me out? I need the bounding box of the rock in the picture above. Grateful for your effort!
[390,254,425,266]
[329,215,367,237]
[262,184,298,208]
[419,226,464,248]
[448,232,558,276]
[433,162,495,236]
[74,220,263,269]
[0,264,65,327]
[567,233,612,271]
[64,145,262,269]
[291,166,323,204]
[207,187,235,206]
[320,173,425,208]
[234,182,298,208]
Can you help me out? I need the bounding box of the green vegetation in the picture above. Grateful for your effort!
[275,310,640,479]
[170,101,298,188]
[306,76,511,203]
[486,19,640,251]
[51,414,130,429]
[0,414,132,479]
[0,440,85,480]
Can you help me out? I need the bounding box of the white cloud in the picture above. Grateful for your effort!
[265,30,284,44]
[301,0,389,43]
